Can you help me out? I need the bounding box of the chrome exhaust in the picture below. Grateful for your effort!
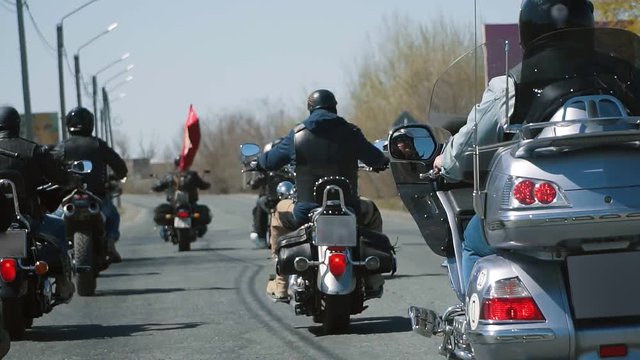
[63,203,75,217]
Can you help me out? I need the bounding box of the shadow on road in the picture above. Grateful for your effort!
[99,272,161,278]
[304,316,411,336]
[96,286,236,297]
[25,322,205,342]
[189,247,244,252]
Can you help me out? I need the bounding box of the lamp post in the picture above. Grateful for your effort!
[15,0,33,140]
[104,64,134,87]
[74,22,118,107]
[57,0,100,141]
[92,53,130,139]
[107,76,133,93]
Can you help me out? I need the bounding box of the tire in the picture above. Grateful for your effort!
[177,229,191,252]
[1,298,26,340]
[322,294,351,334]
[75,231,97,296]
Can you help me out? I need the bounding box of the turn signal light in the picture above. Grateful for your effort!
[34,261,49,276]
[176,210,190,218]
[164,214,173,219]
[0,258,17,282]
[600,344,628,358]
[513,180,536,205]
[481,277,545,322]
[328,253,347,277]
[507,177,568,208]
[193,212,201,219]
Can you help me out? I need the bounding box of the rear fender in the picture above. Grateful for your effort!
[317,246,355,295]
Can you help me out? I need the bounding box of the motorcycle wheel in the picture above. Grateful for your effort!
[1,298,26,340]
[75,230,97,296]
[322,294,351,334]
[177,229,191,252]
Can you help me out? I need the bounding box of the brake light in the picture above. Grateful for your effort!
[534,182,557,204]
[513,180,535,205]
[0,259,17,282]
[73,194,89,200]
[599,344,628,358]
[176,210,190,218]
[328,253,347,277]
[480,277,545,322]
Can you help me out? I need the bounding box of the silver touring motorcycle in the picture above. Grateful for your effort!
[388,27,640,359]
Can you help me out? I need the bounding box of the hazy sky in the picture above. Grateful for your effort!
[0,0,520,157]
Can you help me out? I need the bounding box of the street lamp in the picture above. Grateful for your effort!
[74,22,118,107]
[104,64,134,87]
[92,52,130,138]
[107,76,133,93]
[57,0,100,140]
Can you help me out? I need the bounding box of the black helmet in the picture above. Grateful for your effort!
[519,0,594,48]
[306,89,337,114]
[0,106,20,134]
[65,107,94,136]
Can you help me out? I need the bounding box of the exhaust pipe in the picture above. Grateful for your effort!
[88,202,100,215]
[63,203,75,217]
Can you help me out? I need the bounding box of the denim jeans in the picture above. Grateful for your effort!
[462,215,495,289]
[101,197,120,242]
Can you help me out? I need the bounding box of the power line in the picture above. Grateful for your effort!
[23,0,56,57]
[2,0,15,5]
[0,1,14,12]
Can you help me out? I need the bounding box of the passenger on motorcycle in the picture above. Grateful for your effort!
[53,107,128,263]
[152,156,211,237]
[257,89,389,301]
[432,0,595,289]
[0,106,80,301]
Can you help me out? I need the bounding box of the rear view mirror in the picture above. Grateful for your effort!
[240,143,261,159]
[388,125,437,161]
[69,160,92,174]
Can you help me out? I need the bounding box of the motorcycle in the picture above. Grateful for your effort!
[240,143,396,334]
[59,163,121,296]
[389,26,640,359]
[153,182,211,252]
[0,155,89,340]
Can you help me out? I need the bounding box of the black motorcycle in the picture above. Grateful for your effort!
[153,189,211,252]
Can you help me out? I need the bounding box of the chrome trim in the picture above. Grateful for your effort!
[436,191,466,297]
[468,328,555,344]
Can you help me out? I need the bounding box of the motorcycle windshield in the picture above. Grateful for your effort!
[513,27,640,125]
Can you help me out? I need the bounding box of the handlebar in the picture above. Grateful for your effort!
[419,168,441,180]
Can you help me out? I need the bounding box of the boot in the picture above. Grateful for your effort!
[364,274,385,299]
[266,275,289,302]
[107,237,122,263]
[54,274,75,303]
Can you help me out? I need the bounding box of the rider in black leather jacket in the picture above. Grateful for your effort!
[53,107,128,263]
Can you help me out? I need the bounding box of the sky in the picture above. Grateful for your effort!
[0,0,520,158]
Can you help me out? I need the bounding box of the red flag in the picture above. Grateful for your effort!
[178,104,201,171]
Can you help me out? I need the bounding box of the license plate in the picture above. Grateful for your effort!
[174,217,191,228]
[314,215,357,247]
[0,230,28,258]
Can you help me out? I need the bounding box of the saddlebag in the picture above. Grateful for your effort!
[153,203,173,226]
[276,224,314,276]
[356,228,396,274]
[35,238,63,274]
[192,204,212,226]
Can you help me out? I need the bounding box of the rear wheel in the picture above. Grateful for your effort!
[322,294,351,334]
[1,298,26,340]
[177,229,191,252]
[75,231,96,296]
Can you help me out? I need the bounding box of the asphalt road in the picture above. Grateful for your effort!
[7,194,457,360]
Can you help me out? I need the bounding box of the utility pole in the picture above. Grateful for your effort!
[56,24,67,140]
[92,75,99,137]
[74,54,82,106]
[16,0,33,140]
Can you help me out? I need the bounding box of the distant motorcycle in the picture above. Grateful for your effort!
[241,143,396,334]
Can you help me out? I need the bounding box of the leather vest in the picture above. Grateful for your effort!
[293,124,358,207]
[0,138,39,216]
[62,136,107,196]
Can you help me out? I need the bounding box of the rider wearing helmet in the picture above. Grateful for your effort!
[54,107,128,263]
[433,0,595,289]
[258,89,390,301]
[0,105,79,301]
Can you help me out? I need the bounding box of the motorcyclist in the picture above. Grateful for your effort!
[0,106,79,301]
[432,0,595,289]
[248,138,287,248]
[257,89,389,301]
[53,107,128,263]
[152,156,211,237]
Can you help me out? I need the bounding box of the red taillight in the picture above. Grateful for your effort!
[513,180,535,205]
[0,259,17,282]
[599,344,628,358]
[328,253,347,277]
[481,297,545,321]
[73,194,89,200]
[176,210,190,218]
[534,182,557,204]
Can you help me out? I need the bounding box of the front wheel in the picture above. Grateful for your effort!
[177,229,192,252]
[75,230,97,296]
[322,294,351,334]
